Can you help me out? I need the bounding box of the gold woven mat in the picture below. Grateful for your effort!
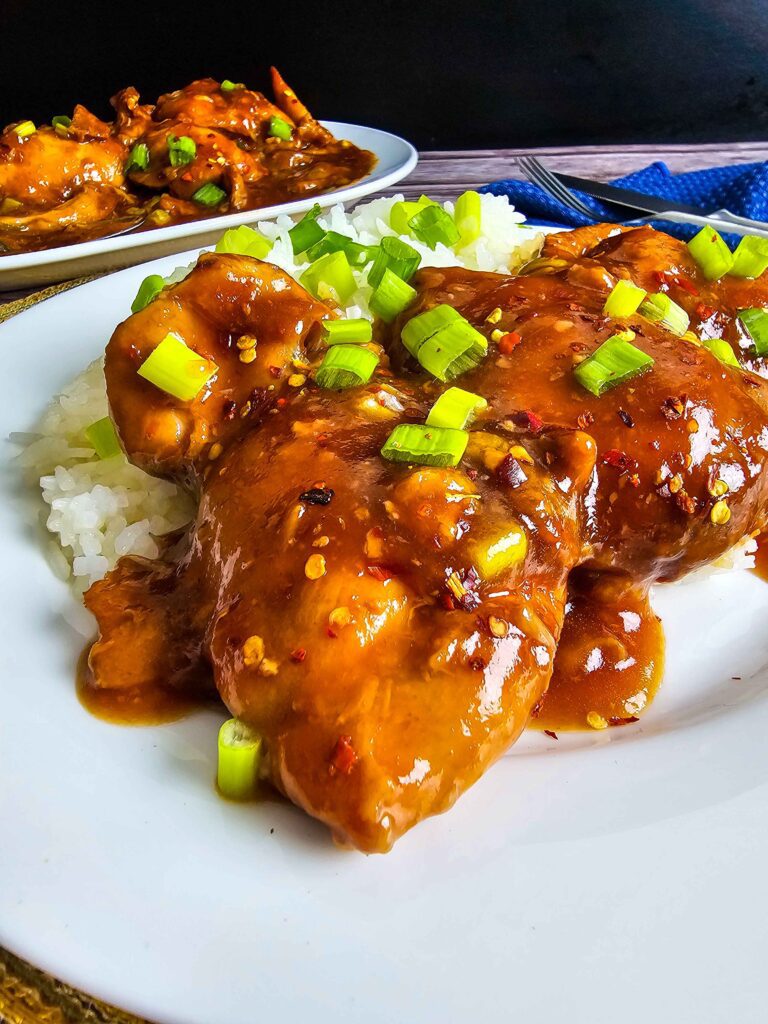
[1,274,149,1023]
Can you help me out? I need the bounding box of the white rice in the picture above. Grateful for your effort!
[11,193,542,593]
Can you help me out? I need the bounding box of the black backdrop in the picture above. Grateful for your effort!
[2,0,766,149]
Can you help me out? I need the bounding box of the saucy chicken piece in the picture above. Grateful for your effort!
[0,185,141,252]
[154,77,288,141]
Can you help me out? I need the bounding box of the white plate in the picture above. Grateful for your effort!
[0,122,417,291]
[1,252,768,1024]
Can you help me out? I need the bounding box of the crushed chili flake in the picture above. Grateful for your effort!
[290,647,307,662]
[367,564,397,581]
[674,489,697,515]
[276,397,287,408]
[544,729,558,740]
[268,365,283,379]
[222,400,237,421]
[512,409,544,433]
[661,396,685,419]
[655,269,698,296]
[497,454,528,489]
[607,715,640,727]
[329,735,358,776]
[466,467,479,481]
[617,408,635,428]
[498,331,523,354]
[440,593,457,610]
[468,656,486,672]
[695,302,716,319]
[299,486,334,506]
[577,410,595,430]
[325,626,338,639]
[602,449,638,473]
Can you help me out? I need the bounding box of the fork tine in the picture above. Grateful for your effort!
[518,156,598,219]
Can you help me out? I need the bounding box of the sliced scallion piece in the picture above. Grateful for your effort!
[14,120,36,138]
[401,304,487,381]
[131,273,165,314]
[137,333,218,402]
[322,318,373,345]
[126,142,149,172]
[389,196,435,235]
[408,204,460,249]
[344,241,379,267]
[289,204,324,254]
[215,224,271,259]
[704,338,740,367]
[84,417,121,459]
[268,116,293,140]
[217,718,261,801]
[454,191,482,247]
[738,307,768,356]
[426,386,488,429]
[401,304,461,356]
[687,225,734,281]
[51,114,71,132]
[167,134,196,167]
[573,335,654,396]
[730,235,768,279]
[192,182,227,207]
[300,250,357,303]
[316,344,378,389]
[381,423,468,467]
[603,279,646,317]
[306,230,354,262]
[370,268,417,322]
[639,292,689,336]
[368,236,421,288]
[220,80,243,93]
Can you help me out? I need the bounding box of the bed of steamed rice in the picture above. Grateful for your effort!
[12,193,543,593]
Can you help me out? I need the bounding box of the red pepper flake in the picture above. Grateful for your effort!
[268,365,283,379]
[628,473,641,488]
[655,270,698,296]
[577,410,595,430]
[662,395,685,419]
[440,593,457,610]
[498,331,522,354]
[222,400,237,421]
[674,490,697,515]
[602,449,638,473]
[367,564,397,581]
[276,397,287,407]
[326,626,338,639]
[513,409,544,433]
[468,656,486,672]
[497,454,527,489]
[607,715,639,727]
[544,729,559,740]
[329,735,358,776]
[617,408,635,428]
[466,467,479,481]
[695,302,715,320]
[290,647,307,662]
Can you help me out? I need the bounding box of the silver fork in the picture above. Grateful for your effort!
[517,155,600,219]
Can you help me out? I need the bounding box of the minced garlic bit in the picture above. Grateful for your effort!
[668,473,683,494]
[288,373,306,388]
[208,442,223,461]
[239,347,257,364]
[258,658,279,676]
[586,711,608,730]
[328,606,353,628]
[491,328,506,343]
[236,334,257,350]
[486,307,503,324]
[312,535,330,548]
[553,319,573,332]
[242,635,265,667]
[488,616,508,638]
[304,553,327,579]
[710,499,731,525]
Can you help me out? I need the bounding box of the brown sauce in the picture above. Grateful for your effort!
[752,533,768,582]
[531,571,665,733]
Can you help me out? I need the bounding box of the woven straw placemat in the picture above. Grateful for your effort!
[0,275,149,1024]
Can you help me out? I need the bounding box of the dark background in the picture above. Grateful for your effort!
[2,0,766,149]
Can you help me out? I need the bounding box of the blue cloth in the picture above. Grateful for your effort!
[480,160,768,245]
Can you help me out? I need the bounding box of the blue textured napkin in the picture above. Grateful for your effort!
[480,160,768,244]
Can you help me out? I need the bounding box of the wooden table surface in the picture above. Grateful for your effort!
[2,138,767,1024]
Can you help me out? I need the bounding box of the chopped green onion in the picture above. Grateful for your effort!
[344,241,379,266]
[730,235,768,279]
[322,318,373,345]
[84,417,121,459]
[408,204,460,249]
[389,196,435,235]
[167,134,196,167]
[738,307,768,356]
[454,191,482,247]
[401,304,487,381]
[401,304,461,356]
[192,182,227,207]
[300,250,357,303]
[369,268,417,323]
[687,225,734,281]
[426,386,488,429]
[137,333,218,402]
[381,423,468,467]
[268,116,293,140]
[573,335,654,396]
[126,142,149,172]
[704,338,740,367]
[131,273,165,314]
[217,718,261,801]
[306,230,354,262]
[316,344,378,389]
[51,114,71,132]
[14,120,36,139]
[220,79,243,93]
[289,204,324,254]
[603,279,646,317]
[368,236,421,288]
[215,224,271,259]
[639,292,689,336]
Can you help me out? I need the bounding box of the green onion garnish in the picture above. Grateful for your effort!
[300,250,357,303]
[704,338,740,367]
[401,304,487,382]
[322,318,373,345]
[137,333,218,401]
[192,183,227,207]
[408,204,460,249]
[167,134,197,167]
[215,224,271,259]
[217,718,261,801]
[131,274,165,314]
[220,80,243,93]
[268,116,293,140]
[306,230,354,262]
[84,417,121,460]
[730,235,768,279]
[574,335,654,396]
[381,423,469,467]
[389,196,435,235]
[603,279,646,318]
[687,225,734,281]
[368,236,421,288]
[401,304,461,355]
[454,191,482,247]
[51,114,71,133]
[126,142,149,173]
[15,120,36,139]
[369,268,417,323]
[289,204,324,254]
[639,292,689,336]
[738,308,768,356]
[344,241,379,267]
[316,344,378,389]
[426,386,488,429]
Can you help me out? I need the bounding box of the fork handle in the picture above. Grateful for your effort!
[660,209,768,239]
